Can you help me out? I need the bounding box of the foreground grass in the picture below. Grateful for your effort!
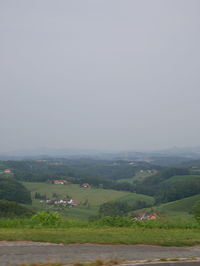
[19,257,200,266]
[21,263,65,266]
[21,259,122,266]
[0,227,200,246]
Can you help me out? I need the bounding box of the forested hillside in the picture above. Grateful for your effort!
[0,176,31,204]
[135,167,200,203]
[0,159,159,193]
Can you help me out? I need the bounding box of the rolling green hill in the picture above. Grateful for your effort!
[23,182,153,219]
[162,175,200,185]
[23,182,131,205]
[118,170,157,184]
[150,194,200,219]
[117,193,154,205]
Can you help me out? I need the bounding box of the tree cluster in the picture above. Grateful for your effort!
[0,200,34,217]
[0,176,32,204]
[99,200,152,217]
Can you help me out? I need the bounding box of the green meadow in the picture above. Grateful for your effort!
[141,194,200,221]
[23,182,153,219]
[117,170,157,184]
[0,227,200,246]
[23,182,130,204]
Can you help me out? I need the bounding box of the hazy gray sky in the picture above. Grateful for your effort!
[0,0,200,152]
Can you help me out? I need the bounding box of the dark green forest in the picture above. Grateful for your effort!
[0,200,34,217]
[0,176,31,204]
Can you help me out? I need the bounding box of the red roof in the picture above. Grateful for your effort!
[82,183,90,187]
[4,169,12,173]
[138,212,146,217]
[52,180,69,184]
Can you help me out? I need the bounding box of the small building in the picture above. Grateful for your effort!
[81,183,90,188]
[137,212,147,220]
[148,213,159,220]
[68,199,78,206]
[4,169,12,173]
[52,180,69,185]
[45,197,78,207]
[133,212,159,221]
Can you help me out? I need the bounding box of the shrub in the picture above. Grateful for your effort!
[0,176,32,204]
[193,200,200,223]
[0,200,34,217]
[94,216,133,227]
[31,211,61,227]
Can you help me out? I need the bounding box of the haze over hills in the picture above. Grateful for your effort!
[1,146,200,165]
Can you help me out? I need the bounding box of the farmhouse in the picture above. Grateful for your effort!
[45,197,78,207]
[148,213,159,220]
[68,199,78,206]
[81,183,90,188]
[3,169,12,173]
[136,212,147,220]
[133,212,159,221]
[51,180,69,185]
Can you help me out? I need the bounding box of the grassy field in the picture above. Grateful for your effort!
[118,170,157,184]
[118,193,154,205]
[23,182,154,219]
[23,182,131,205]
[144,194,200,220]
[0,227,200,246]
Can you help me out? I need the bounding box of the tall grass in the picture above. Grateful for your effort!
[0,215,199,229]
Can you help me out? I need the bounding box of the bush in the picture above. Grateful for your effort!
[0,176,32,204]
[193,200,200,223]
[31,211,61,227]
[94,216,133,227]
[0,200,34,217]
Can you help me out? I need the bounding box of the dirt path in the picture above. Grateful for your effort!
[0,241,200,266]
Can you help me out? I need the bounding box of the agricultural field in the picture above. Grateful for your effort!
[117,170,157,184]
[118,193,154,205]
[23,182,153,219]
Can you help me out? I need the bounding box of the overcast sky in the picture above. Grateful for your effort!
[0,0,200,152]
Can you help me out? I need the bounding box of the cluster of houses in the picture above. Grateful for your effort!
[133,212,158,221]
[41,197,78,207]
[0,169,12,174]
[51,179,91,188]
[51,180,70,185]
[37,180,91,208]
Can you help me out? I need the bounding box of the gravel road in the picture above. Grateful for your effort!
[0,241,200,266]
[124,263,200,266]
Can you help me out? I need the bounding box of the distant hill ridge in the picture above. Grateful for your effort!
[1,146,200,164]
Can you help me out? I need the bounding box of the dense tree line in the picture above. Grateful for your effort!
[34,192,46,200]
[156,179,200,203]
[1,159,158,182]
[99,200,152,217]
[135,167,200,203]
